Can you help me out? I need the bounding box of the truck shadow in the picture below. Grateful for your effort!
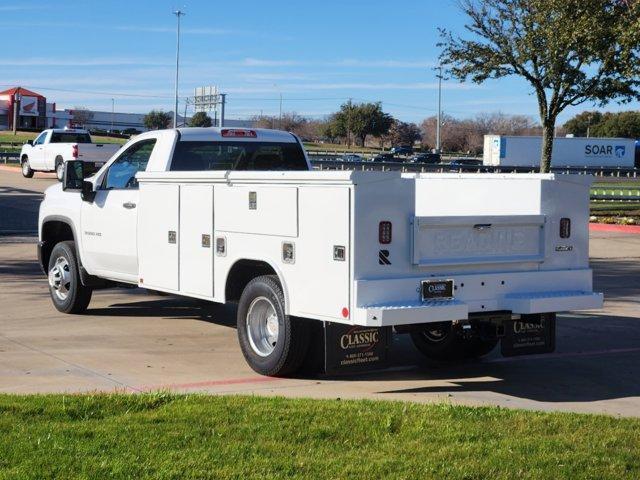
[88,294,238,329]
[370,312,640,404]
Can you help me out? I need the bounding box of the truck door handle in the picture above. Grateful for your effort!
[122,202,137,209]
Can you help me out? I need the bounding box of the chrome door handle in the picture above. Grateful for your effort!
[123,202,137,209]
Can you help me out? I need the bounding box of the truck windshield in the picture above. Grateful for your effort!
[50,132,92,143]
[169,141,308,171]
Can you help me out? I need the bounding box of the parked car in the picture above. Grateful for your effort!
[371,153,396,162]
[449,158,483,171]
[20,129,121,181]
[390,146,413,156]
[411,152,441,164]
[38,127,602,377]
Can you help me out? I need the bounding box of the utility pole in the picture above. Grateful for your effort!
[173,9,185,128]
[219,93,226,127]
[347,98,352,148]
[183,99,188,127]
[435,65,443,153]
[12,92,21,135]
[111,98,114,132]
[279,92,283,129]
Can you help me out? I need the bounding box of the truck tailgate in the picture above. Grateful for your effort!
[412,215,545,266]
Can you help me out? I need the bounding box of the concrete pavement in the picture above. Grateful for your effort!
[1,168,640,417]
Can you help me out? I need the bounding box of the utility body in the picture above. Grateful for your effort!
[38,127,603,376]
[20,128,120,181]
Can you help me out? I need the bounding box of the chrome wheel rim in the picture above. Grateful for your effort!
[48,256,71,301]
[56,162,64,180]
[246,296,279,357]
[22,160,29,175]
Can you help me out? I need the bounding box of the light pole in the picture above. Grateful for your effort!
[435,65,443,153]
[111,98,114,132]
[173,9,185,128]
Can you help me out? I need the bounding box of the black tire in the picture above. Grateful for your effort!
[237,275,310,376]
[21,156,34,178]
[55,156,64,181]
[47,241,92,314]
[410,322,497,361]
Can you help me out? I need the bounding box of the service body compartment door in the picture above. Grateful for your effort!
[289,186,350,320]
[138,183,180,291]
[179,185,214,297]
[216,186,298,237]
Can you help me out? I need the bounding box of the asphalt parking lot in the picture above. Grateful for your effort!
[1,167,639,417]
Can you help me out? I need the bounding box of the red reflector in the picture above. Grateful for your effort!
[341,307,349,318]
[72,144,78,159]
[221,129,257,138]
[379,221,392,244]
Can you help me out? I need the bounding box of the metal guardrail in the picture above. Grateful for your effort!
[1,151,638,203]
[308,157,640,177]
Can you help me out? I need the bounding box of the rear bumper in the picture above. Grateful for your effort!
[352,269,603,327]
[358,291,603,327]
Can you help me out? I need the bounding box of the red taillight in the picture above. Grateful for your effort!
[379,221,392,244]
[221,129,257,138]
[72,144,78,159]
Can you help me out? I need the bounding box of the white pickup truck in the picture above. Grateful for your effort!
[38,127,603,376]
[21,128,121,181]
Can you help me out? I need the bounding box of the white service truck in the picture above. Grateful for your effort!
[483,135,637,169]
[38,127,603,376]
[20,129,121,181]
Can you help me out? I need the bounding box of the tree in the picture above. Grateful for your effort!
[327,101,393,146]
[385,120,422,147]
[189,111,212,127]
[439,0,640,172]
[592,111,640,138]
[563,111,603,137]
[144,110,172,130]
[72,107,94,128]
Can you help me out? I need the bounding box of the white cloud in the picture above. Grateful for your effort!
[0,57,171,66]
[239,58,436,69]
[115,26,237,35]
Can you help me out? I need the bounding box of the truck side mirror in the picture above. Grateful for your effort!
[81,180,96,203]
[63,159,103,203]
[25,140,33,146]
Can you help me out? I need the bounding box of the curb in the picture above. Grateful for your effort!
[0,164,20,171]
[589,223,640,234]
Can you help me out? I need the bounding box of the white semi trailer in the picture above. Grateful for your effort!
[38,127,603,376]
[483,135,637,168]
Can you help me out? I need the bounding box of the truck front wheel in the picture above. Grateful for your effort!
[55,157,64,181]
[410,322,498,361]
[47,241,92,314]
[237,275,310,376]
[21,156,34,178]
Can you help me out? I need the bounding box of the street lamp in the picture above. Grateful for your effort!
[173,9,186,129]
[434,65,443,153]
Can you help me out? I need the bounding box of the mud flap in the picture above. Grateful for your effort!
[501,313,556,357]
[324,322,391,375]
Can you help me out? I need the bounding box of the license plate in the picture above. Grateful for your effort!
[501,313,556,357]
[421,279,454,300]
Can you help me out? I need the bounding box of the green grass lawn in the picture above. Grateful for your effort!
[1,394,639,479]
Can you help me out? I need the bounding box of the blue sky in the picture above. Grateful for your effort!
[1,0,637,124]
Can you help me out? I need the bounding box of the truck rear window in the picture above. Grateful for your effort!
[169,141,308,171]
[50,132,92,143]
